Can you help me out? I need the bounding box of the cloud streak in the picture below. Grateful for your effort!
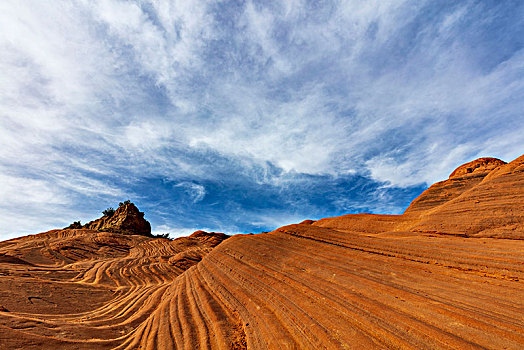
[1,0,523,238]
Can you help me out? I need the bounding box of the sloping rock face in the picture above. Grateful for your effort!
[448,157,507,179]
[84,202,151,236]
[0,155,522,349]
[411,155,524,237]
[316,156,523,238]
[314,213,404,233]
[403,157,507,215]
[311,158,510,235]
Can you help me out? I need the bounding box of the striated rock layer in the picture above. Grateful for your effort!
[0,229,228,349]
[404,157,507,215]
[0,155,523,349]
[316,155,524,238]
[409,155,524,237]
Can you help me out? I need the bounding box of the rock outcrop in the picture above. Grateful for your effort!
[448,157,506,179]
[410,155,524,237]
[404,157,506,215]
[316,155,523,238]
[84,202,151,236]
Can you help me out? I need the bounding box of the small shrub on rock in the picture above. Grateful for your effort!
[102,207,115,217]
[65,221,82,229]
[118,200,131,207]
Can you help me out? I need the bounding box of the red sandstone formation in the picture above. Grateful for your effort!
[316,155,523,238]
[404,157,507,215]
[410,155,524,238]
[84,202,151,236]
[0,156,522,349]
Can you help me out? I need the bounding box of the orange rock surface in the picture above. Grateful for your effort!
[84,202,151,236]
[410,155,524,238]
[0,156,522,349]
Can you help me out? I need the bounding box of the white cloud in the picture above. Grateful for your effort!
[247,212,306,232]
[0,174,69,206]
[0,1,523,237]
[187,84,349,175]
[174,182,206,203]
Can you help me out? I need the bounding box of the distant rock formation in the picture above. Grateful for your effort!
[84,202,151,236]
[403,157,507,215]
[189,230,229,245]
[410,155,524,237]
[448,157,506,179]
[167,231,229,270]
[314,155,523,239]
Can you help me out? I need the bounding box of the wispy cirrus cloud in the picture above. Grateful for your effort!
[1,0,522,238]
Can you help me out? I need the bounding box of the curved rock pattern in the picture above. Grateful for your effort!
[0,155,522,349]
[0,230,228,349]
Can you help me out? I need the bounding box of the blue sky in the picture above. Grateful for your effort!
[1,1,523,239]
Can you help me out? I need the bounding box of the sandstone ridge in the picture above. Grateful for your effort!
[316,155,523,238]
[448,157,506,179]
